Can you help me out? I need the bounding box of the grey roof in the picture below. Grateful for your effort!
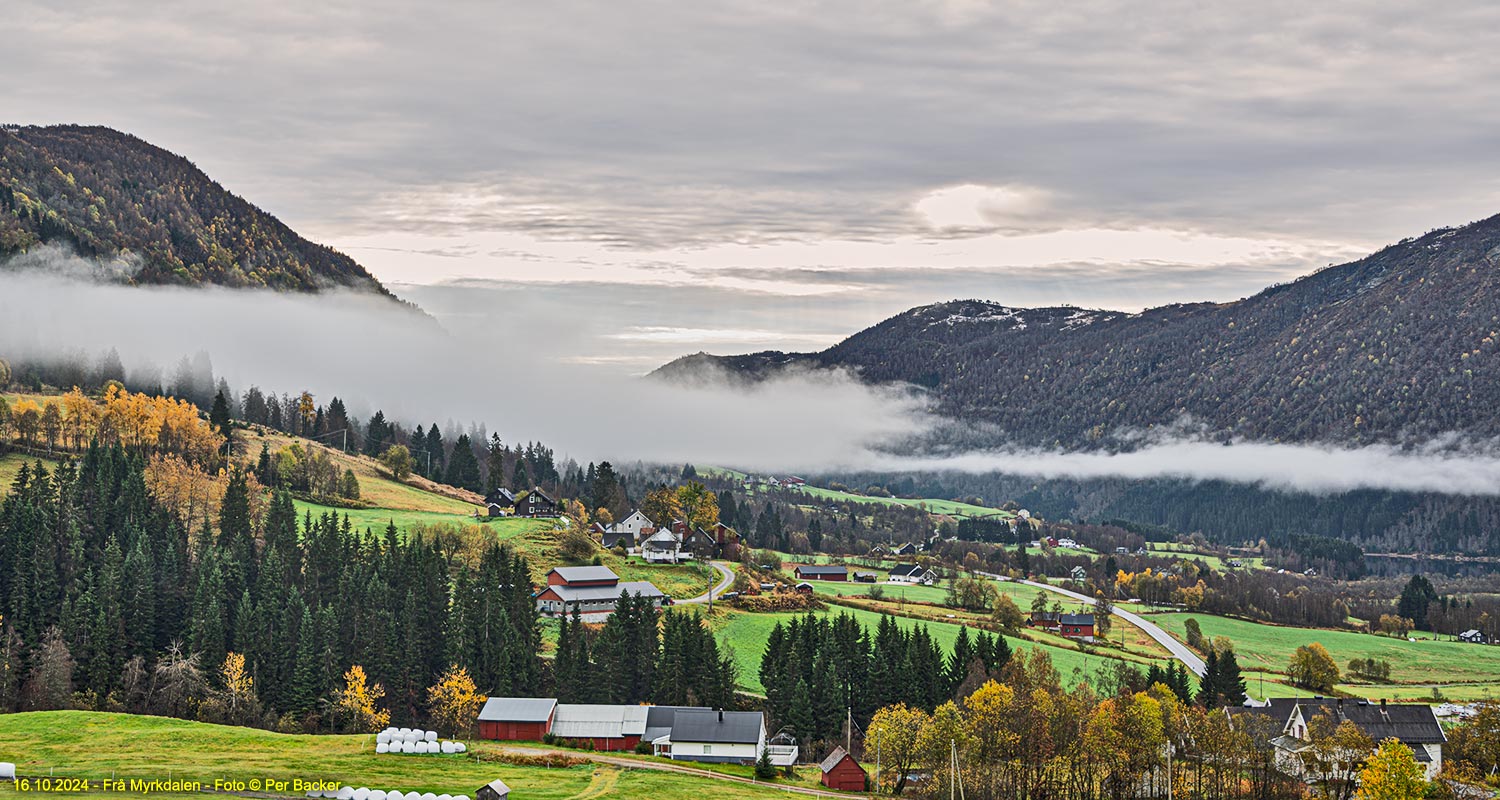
[551,565,620,584]
[795,565,847,576]
[478,696,557,723]
[819,746,861,773]
[547,580,665,603]
[643,705,710,743]
[482,779,510,796]
[1060,614,1094,625]
[669,709,764,744]
[889,564,931,578]
[1295,700,1446,744]
[551,703,649,739]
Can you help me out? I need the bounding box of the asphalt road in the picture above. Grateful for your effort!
[678,560,736,605]
[984,571,1207,677]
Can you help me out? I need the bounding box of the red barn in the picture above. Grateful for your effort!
[477,697,556,741]
[819,746,867,791]
[1060,613,1095,640]
[794,565,848,582]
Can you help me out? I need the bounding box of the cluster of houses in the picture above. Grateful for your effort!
[534,566,666,622]
[585,512,741,563]
[1229,697,1447,781]
[1028,610,1097,641]
[476,697,797,767]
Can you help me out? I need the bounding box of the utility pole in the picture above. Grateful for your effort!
[846,707,852,754]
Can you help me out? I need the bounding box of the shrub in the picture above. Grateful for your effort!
[635,741,653,755]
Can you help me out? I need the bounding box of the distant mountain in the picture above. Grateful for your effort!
[0,124,389,294]
[656,214,1500,447]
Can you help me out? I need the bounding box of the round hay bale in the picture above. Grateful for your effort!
[439,741,454,754]
[370,792,387,800]
[421,792,438,800]
[376,731,391,744]
[399,727,412,735]
[401,741,416,754]
[0,763,15,780]
[454,743,467,754]
[424,730,437,743]
[354,788,371,800]
[375,743,390,754]
[405,791,425,800]
[337,787,355,800]
[437,793,453,800]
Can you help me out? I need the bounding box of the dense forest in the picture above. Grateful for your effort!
[658,212,1500,448]
[0,125,389,293]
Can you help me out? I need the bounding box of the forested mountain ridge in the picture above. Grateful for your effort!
[0,125,389,294]
[656,214,1500,447]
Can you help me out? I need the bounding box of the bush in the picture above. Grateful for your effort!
[635,741,653,755]
[542,732,559,745]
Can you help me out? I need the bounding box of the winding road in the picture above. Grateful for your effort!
[982,572,1206,677]
[677,560,736,605]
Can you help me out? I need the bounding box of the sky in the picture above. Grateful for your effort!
[7,1,1500,372]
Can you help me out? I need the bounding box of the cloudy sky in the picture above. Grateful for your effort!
[8,0,1500,371]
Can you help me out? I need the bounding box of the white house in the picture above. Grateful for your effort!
[1232,698,1446,781]
[652,709,770,765]
[641,529,688,563]
[889,564,937,585]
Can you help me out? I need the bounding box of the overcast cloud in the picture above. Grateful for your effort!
[7,1,1500,363]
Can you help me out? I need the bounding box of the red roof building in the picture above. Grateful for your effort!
[819,746,867,791]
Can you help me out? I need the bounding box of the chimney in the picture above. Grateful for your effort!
[1380,698,1387,708]
[718,709,724,722]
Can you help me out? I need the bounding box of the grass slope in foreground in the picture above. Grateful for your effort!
[0,712,794,800]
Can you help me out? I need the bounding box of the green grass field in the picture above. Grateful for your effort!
[292,500,551,538]
[0,711,798,800]
[1151,612,1500,691]
[774,482,1012,518]
[0,453,61,496]
[714,605,1123,694]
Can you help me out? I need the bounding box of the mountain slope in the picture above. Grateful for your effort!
[0,124,388,293]
[656,214,1500,447]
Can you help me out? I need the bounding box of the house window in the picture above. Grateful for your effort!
[703,745,712,755]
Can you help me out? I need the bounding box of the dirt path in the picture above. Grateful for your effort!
[491,746,855,798]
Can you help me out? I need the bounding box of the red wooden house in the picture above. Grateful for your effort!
[477,697,556,740]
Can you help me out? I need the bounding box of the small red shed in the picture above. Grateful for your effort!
[819,746,867,792]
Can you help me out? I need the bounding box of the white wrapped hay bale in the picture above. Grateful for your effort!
[376,731,392,744]
[337,787,355,800]
[370,792,387,800]
[453,795,470,800]
[440,741,455,754]
[424,730,437,743]
[407,732,421,744]
[437,793,452,800]
[376,743,390,754]
[0,763,15,780]
[405,791,425,800]
[399,727,412,736]
[354,788,371,800]
[421,792,438,800]
[401,741,417,754]
[454,743,467,754]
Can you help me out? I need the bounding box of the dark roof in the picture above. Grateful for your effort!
[526,487,556,503]
[796,565,848,576]
[889,564,926,577]
[1296,700,1446,745]
[643,705,711,742]
[819,746,862,773]
[550,566,619,584]
[478,696,557,723]
[1060,614,1094,626]
[669,709,764,744]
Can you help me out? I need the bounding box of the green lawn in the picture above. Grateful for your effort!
[776,483,1012,518]
[293,499,552,539]
[0,453,61,496]
[1151,612,1500,686]
[714,605,1123,694]
[0,712,799,800]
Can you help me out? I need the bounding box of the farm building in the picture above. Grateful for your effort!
[1059,613,1095,640]
[853,571,878,583]
[641,529,687,563]
[794,565,847,581]
[794,582,814,594]
[1029,610,1061,630]
[602,510,656,549]
[1459,629,1489,644]
[888,564,936,585]
[892,542,919,556]
[534,566,665,620]
[475,780,509,800]
[819,746,867,791]
[549,704,649,751]
[477,697,556,741]
[1069,565,1088,581]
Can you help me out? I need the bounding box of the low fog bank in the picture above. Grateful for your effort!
[0,263,932,470]
[868,439,1500,496]
[7,255,1500,496]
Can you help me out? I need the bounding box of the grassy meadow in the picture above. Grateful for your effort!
[0,452,61,496]
[0,712,799,800]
